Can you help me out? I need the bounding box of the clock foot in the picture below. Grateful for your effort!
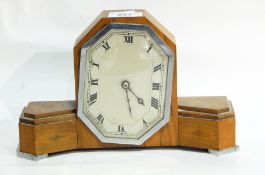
[17,146,48,161]
[208,145,240,156]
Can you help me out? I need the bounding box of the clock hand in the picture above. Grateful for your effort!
[121,80,145,106]
[121,80,133,117]
[128,87,145,106]
[125,89,132,118]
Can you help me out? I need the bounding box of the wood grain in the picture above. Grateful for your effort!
[34,119,77,154]
[218,117,235,149]
[178,96,229,114]
[24,100,76,119]
[74,9,178,148]
[178,101,235,120]
[178,117,235,150]
[178,98,236,150]
[19,101,78,155]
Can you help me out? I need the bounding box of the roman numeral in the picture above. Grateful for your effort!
[92,62,99,69]
[102,42,110,51]
[96,114,104,124]
[124,35,133,43]
[118,125,125,132]
[143,119,147,126]
[153,64,161,72]
[91,79,98,86]
[152,83,160,91]
[147,44,153,53]
[89,58,99,69]
[89,93,97,105]
[90,60,99,69]
[151,97,159,110]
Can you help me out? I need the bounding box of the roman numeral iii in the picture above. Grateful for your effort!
[124,36,133,43]
[151,97,159,109]
[152,83,160,90]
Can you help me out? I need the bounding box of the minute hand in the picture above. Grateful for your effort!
[125,89,133,117]
[128,87,145,106]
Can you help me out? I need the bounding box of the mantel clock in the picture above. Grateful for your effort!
[18,10,237,160]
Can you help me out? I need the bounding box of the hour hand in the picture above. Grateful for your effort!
[136,97,144,106]
[121,80,145,106]
[128,87,145,106]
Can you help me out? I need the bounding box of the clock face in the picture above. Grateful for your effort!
[78,24,173,145]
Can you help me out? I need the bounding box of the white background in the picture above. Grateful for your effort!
[0,0,265,174]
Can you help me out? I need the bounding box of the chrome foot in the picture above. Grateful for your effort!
[208,145,240,156]
[17,146,48,161]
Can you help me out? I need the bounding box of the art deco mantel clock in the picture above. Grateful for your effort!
[18,10,237,160]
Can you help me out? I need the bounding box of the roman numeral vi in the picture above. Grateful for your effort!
[118,125,125,132]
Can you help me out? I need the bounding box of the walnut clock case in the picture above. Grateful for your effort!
[74,10,178,147]
[18,10,237,160]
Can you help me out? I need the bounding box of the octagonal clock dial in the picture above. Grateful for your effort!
[78,24,173,145]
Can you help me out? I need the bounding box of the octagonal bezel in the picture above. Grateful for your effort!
[77,23,174,145]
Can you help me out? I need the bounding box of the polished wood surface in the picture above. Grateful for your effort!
[178,97,235,150]
[178,96,229,114]
[178,101,235,120]
[19,101,78,155]
[179,117,235,150]
[19,96,236,155]
[73,9,178,148]
[24,100,76,119]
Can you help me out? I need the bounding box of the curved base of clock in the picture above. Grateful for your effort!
[16,145,240,161]
[18,98,236,158]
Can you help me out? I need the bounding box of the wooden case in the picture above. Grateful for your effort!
[19,101,77,155]
[178,96,236,150]
[73,9,178,148]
